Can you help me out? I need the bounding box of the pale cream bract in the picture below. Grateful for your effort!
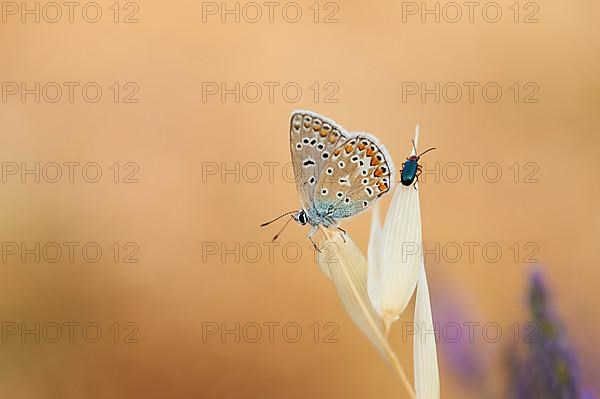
[317,126,439,399]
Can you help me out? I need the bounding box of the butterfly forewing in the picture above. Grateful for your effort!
[289,111,349,210]
[314,134,395,219]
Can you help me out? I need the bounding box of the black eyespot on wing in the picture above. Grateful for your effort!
[303,159,316,167]
[322,152,329,159]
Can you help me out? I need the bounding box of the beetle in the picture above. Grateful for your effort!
[400,140,436,187]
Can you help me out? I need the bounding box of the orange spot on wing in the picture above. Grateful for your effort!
[370,157,380,166]
[319,130,328,137]
[358,142,366,151]
[366,148,375,157]
[374,167,384,177]
[378,182,388,191]
[333,148,342,156]
[345,143,354,153]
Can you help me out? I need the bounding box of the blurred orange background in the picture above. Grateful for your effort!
[0,0,599,397]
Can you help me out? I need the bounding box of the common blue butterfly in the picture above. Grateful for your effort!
[262,110,396,250]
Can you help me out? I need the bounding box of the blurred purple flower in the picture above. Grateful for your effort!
[432,270,595,398]
[509,269,587,399]
[581,391,595,399]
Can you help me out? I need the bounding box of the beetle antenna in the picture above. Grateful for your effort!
[417,147,436,159]
[272,217,293,241]
[261,210,297,227]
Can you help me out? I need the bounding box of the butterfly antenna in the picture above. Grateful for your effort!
[272,217,293,241]
[418,147,437,158]
[260,210,297,227]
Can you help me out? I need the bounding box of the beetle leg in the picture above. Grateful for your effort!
[414,174,419,190]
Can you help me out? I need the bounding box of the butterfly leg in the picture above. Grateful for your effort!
[337,227,347,243]
[308,226,320,253]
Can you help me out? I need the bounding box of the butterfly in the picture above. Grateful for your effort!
[262,110,396,250]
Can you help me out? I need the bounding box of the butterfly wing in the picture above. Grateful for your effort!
[289,110,349,210]
[314,133,396,219]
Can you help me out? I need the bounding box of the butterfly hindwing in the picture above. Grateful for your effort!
[289,111,348,210]
[314,134,395,219]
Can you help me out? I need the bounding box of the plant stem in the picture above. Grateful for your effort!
[319,226,416,399]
